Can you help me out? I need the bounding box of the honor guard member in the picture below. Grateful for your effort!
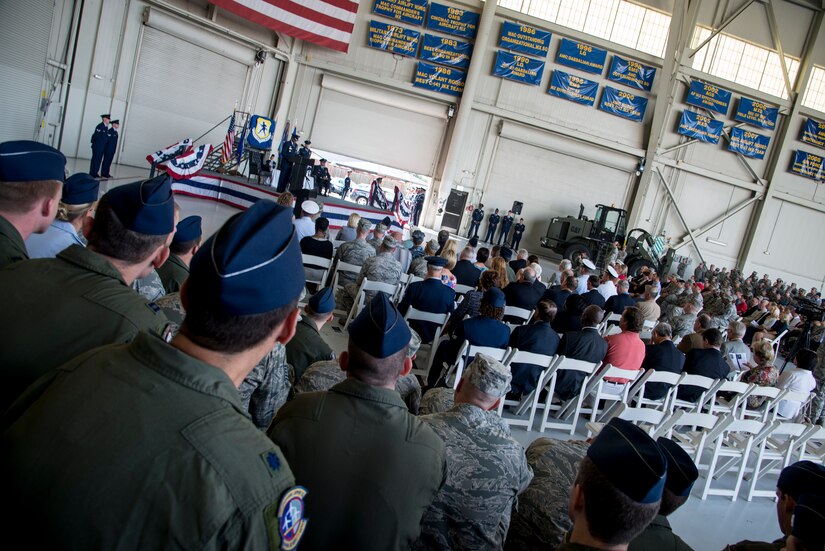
[511,217,526,249]
[268,293,447,550]
[0,141,65,267]
[314,158,331,196]
[629,437,699,551]
[414,354,533,551]
[101,119,119,178]
[1,200,307,550]
[26,172,99,259]
[286,286,336,382]
[498,210,514,246]
[410,229,426,259]
[785,495,825,551]
[298,139,312,159]
[468,203,484,238]
[342,169,352,199]
[0,174,175,411]
[157,215,202,293]
[484,208,500,243]
[89,113,110,177]
[413,187,426,225]
[560,418,667,551]
[277,133,299,192]
[726,461,825,551]
[398,255,456,343]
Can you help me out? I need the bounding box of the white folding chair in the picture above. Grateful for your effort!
[539,357,602,435]
[798,426,825,464]
[745,421,819,501]
[640,319,656,341]
[627,370,684,413]
[454,284,474,295]
[448,344,510,389]
[600,313,622,336]
[302,254,333,290]
[332,240,347,250]
[704,381,754,418]
[586,403,666,437]
[579,364,644,425]
[497,351,558,430]
[330,261,361,293]
[672,375,721,412]
[775,390,815,423]
[503,305,532,325]
[394,273,413,303]
[767,329,788,357]
[403,307,450,377]
[741,387,786,422]
[652,411,732,467]
[343,278,399,328]
[700,419,776,501]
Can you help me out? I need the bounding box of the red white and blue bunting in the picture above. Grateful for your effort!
[146,138,192,165]
[165,144,214,179]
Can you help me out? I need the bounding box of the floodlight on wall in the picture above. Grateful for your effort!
[93,74,104,80]
[447,104,456,118]
[706,237,727,247]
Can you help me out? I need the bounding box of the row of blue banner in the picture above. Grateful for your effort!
[686,80,779,130]
[373,0,479,38]
[413,61,466,96]
[676,111,770,159]
[368,20,472,67]
[791,150,825,182]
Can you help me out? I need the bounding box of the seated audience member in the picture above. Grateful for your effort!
[300,216,333,289]
[333,217,376,286]
[503,266,542,315]
[509,248,529,272]
[576,259,596,294]
[530,262,546,295]
[286,286,336,382]
[410,239,439,277]
[397,330,424,414]
[157,215,202,293]
[491,256,512,288]
[669,300,701,340]
[726,461,825,551]
[777,349,817,419]
[601,307,646,393]
[390,229,412,275]
[294,199,319,242]
[677,328,729,402]
[0,140,65,268]
[474,247,489,271]
[640,323,686,401]
[722,320,752,373]
[629,437,699,551]
[398,256,456,344]
[741,340,780,409]
[336,235,402,313]
[26,172,98,259]
[452,246,481,288]
[636,285,661,322]
[554,305,608,401]
[443,269,498,336]
[508,300,561,396]
[785,494,825,551]
[413,354,533,550]
[2,200,305,549]
[276,190,294,210]
[438,239,458,288]
[605,279,635,315]
[752,311,791,345]
[549,258,572,287]
[597,265,619,301]
[435,228,450,255]
[677,314,712,354]
[564,418,667,551]
[335,212,360,242]
[543,274,577,308]
[419,387,456,415]
[582,274,607,309]
[409,229,426,259]
[268,293,446,550]
[553,294,588,334]
[499,247,517,281]
[0,175,175,412]
[367,221,388,251]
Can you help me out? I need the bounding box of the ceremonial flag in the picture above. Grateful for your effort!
[166,144,214,179]
[394,186,414,228]
[236,119,247,161]
[292,121,300,141]
[222,113,236,164]
[209,0,358,53]
[146,138,192,165]
[278,119,290,167]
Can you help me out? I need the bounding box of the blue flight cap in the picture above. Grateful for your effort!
[106,174,175,235]
[0,140,66,182]
[425,256,448,268]
[412,230,425,243]
[483,287,505,308]
[381,216,392,227]
[500,247,513,260]
[348,292,411,359]
[587,418,667,504]
[187,200,304,316]
[657,437,699,497]
[468,236,479,248]
[101,114,111,119]
[173,215,202,244]
[791,494,825,551]
[308,286,335,315]
[777,461,825,500]
[61,173,99,205]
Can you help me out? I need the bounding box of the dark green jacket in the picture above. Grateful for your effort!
[1,332,299,549]
[285,314,334,382]
[629,515,693,551]
[268,377,447,550]
[157,253,189,293]
[0,244,168,411]
[724,538,785,551]
[0,215,28,268]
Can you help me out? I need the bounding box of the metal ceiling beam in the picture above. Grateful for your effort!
[654,166,706,263]
[671,195,762,249]
[655,157,765,193]
[764,0,794,101]
[688,0,758,58]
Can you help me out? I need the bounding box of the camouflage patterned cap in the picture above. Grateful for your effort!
[357,218,373,232]
[374,223,388,234]
[407,328,421,358]
[464,353,511,398]
[382,235,398,249]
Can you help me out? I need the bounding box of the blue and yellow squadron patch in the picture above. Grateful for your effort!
[278,486,308,551]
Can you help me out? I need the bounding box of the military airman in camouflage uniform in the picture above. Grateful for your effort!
[812,344,825,424]
[414,354,532,550]
[419,387,455,415]
[397,330,423,413]
[332,217,376,287]
[505,438,589,550]
[367,223,387,251]
[409,239,439,278]
[131,268,166,302]
[336,235,402,313]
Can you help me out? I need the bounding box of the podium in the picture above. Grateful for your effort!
[289,156,317,216]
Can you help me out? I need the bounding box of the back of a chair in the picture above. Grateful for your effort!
[769,330,788,356]
[454,284,474,295]
[799,426,825,463]
[555,356,602,375]
[643,319,656,329]
[468,345,509,362]
[362,279,399,296]
[332,261,361,289]
[603,324,622,337]
[302,254,333,285]
[724,418,770,437]
[404,307,450,326]
[679,374,718,390]
[599,365,643,384]
[503,305,532,324]
[611,404,666,427]
[332,240,347,250]
[505,350,556,370]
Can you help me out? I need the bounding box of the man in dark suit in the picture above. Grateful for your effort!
[452,246,481,288]
[503,266,542,316]
[641,322,685,400]
[582,275,606,309]
[508,300,560,396]
[676,328,729,402]
[543,275,578,310]
[605,279,636,315]
[277,134,299,192]
[509,248,528,273]
[398,256,455,344]
[554,305,608,400]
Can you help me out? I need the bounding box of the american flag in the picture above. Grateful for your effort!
[210,0,358,53]
[221,113,236,165]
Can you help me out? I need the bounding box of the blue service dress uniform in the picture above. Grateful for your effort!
[484,213,500,243]
[468,207,484,238]
[101,125,118,177]
[89,122,108,177]
[498,215,514,245]
[342,175,351,199]
[511,222,525,248]
[398,278,456,343]
[276,139,298,192]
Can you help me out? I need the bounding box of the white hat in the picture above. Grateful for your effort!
[582,259,596,270]
[301,200,320,215]
[607,265,619,278]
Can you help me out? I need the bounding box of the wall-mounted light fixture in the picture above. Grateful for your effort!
[706,237,727,247]
[447,104,456,118]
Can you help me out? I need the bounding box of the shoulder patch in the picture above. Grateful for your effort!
[277,486,308,550]
[146,301,161,313]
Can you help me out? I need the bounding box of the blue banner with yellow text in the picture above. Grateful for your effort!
[499,21,551,58]
[734,97,778,130]
[790,150,825,182]
[493,50,545,86]
[608,55,656,91]
[426,3,479,38]
[728,127,770,159]
[556,37,607,75]
[677,111,723,144]
[686,80,732,115]
[372,0,428,25]
[413,61,466,96]
[548,70,598,106]
[368,20,420,56]
[599,86,647,122]
[420,34,472,69]
[801,117,825,149]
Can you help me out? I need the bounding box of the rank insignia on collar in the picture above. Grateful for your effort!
[278,486,308,550]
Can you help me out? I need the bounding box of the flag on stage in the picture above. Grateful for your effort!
[394,186,414,228]
[146,138,192,166]
[166,144,214,179]
[209,0,358,53]
[236,118,247,161]
[221,113,236,164]
[292,121,300,141]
